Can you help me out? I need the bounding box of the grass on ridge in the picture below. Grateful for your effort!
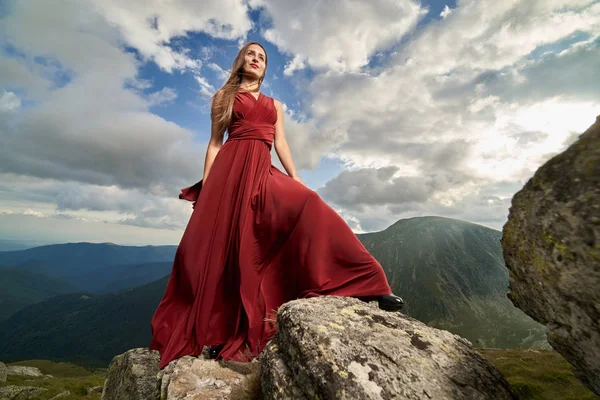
[480,348,599,400]
[1,359,106,400]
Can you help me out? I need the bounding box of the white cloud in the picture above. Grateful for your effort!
[194,76,217,98]
[283,54,307,76]
[146,87,178,107]
[400,0,600,74]
[88,0,252,73]
[1,0,598,239]
[0,91,20,112]
[440,5,453,19]
[302,0,600,230]
[24,209,45,218]
[0,174,196,230]
[207,62,230,83]
[255,0,425,72]
[0,0,251,233]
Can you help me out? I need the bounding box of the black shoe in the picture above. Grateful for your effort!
[208,345,224,359]
[377,294,404,312]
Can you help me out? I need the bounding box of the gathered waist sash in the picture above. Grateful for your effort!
[226,120,275,150]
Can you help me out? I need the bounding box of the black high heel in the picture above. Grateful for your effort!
[208,345,224,359]
[377,294,404,311]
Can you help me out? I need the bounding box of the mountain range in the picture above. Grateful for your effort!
[0,242,175,292]
[0,216,548,366]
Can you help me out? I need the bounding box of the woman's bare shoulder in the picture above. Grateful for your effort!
[271,97,282,109]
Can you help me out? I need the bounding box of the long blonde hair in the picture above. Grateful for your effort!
[211,41,268,136]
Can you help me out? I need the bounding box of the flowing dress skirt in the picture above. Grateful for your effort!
[149,91,392,369]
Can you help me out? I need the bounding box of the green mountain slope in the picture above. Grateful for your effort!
[358,216,548,348]
[85,261,172,293]
[0,267,80,321]
[0,275,169,367]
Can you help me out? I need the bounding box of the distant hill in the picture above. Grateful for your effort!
[0,239,43,251]
[87,262,173,293]
[0,242,176,291]
[0,267,80,321]
[0,275,170,367]
[358,216,547,348]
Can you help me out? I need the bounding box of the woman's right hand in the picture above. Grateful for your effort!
[292,175,307,187]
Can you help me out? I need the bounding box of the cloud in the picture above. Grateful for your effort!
[194,76,217,98]
[318,166,432,211]
[23,209,45,218]
[0,174,196,230]
[254,0,425,72]
[399,0,600,74]
[0,103,205,192]
[440,5,453,19]
[1,0,599,238]
[0,0,250,192]
[0,0,253,231]
[146,87,178,107]
[207,62,230,83]
[283,54,307,76]
[0,56,54,99]
[302,0,600,230]
[88,0,252,73]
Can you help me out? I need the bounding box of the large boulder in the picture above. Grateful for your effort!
[260,296,516,399]
[502,115,600,395]
[101,348,161,400]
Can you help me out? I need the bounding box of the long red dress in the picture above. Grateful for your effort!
[149,90,392,369]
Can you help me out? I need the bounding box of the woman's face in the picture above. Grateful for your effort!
[243,44,266,80]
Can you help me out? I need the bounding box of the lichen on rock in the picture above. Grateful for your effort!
[502,115,600,395]
[260,296,516,399]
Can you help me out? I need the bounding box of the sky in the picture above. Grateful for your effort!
[0,0,599,246]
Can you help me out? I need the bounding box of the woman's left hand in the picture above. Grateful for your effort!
[292,175,307,187]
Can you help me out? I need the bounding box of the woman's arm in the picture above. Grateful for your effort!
[273,99,306,186]
[203,91,225,183]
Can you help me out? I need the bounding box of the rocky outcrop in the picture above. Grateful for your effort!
[502,115,600,395]
[101,347,259,400]
[5,366,44,377]
[0,385,48,399]
[157,354,259,399]
[260,296,516,399]
[102,297,515,399]
[101,347,161,400]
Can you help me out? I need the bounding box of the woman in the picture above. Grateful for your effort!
[149,41,404,369]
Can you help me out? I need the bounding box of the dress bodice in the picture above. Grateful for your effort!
[226,90,277,149]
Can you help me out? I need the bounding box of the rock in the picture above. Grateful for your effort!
[49,390,71,399]
[260,296,516,399]
[101,348,161,400]
[6,366,44,377]
[104,298,517,399]
[0,385,48,399]
[0,361,6,382]
[502,115,600,395]
[87,385,104,395]
[101,347,260,400]
[158,356,254,400]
